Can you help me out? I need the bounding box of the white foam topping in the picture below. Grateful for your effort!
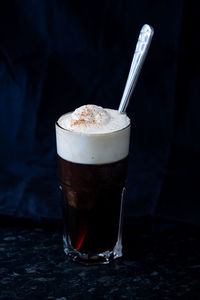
[56,105,131,164]
[58,105,130,134]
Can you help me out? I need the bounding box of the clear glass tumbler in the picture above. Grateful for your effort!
[56,114,130,265]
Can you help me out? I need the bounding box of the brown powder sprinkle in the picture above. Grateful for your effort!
[71,119,95,127]
[71,105,103,127]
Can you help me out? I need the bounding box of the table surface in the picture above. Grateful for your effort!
[0,222,200,300]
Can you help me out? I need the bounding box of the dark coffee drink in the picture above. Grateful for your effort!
[56,105,130,264]
[58,155,128,254]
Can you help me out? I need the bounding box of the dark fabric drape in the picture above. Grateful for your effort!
[0,0,199,228]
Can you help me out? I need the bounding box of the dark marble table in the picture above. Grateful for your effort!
[0,219,200,299]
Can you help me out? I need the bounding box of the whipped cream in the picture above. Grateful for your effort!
[58,105,130,134]
[56,105,131,164]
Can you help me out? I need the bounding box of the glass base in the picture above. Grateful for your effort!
[63,236,122,265]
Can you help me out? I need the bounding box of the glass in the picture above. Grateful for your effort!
[55,116,130,265]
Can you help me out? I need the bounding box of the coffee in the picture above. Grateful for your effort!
[56,105,130,264]
[58,155,128,254]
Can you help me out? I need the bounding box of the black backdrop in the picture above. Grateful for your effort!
[0,0,199,230]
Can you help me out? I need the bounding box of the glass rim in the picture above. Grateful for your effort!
[56,111,131,137]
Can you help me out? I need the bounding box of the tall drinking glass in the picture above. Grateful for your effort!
[56,113,130,265]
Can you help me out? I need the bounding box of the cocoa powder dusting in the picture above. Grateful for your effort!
[71,119,95,127]
[71,106,101,127]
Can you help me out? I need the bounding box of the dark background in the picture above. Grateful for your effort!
[0,0,199,231]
